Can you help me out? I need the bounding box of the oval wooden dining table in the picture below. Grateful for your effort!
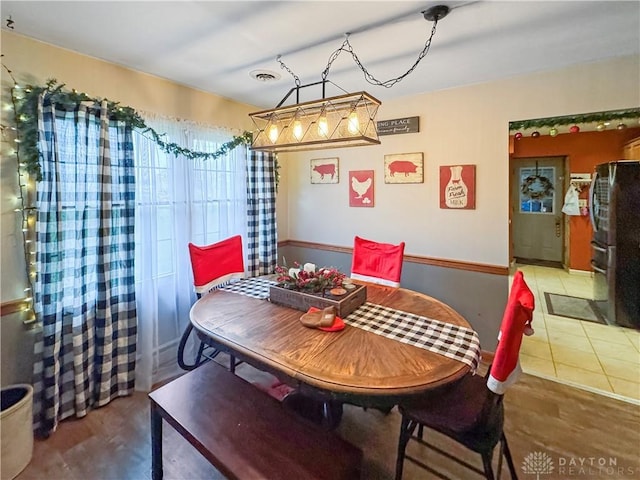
[190,281,480,410]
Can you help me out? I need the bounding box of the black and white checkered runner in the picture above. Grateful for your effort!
[218,277,276,299]
[345,302,481,372]
[219,278,480,371]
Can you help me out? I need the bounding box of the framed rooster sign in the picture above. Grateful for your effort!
[349,170,374,207]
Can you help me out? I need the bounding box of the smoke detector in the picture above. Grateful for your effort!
[250,70,281,82]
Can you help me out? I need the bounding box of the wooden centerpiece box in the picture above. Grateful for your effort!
[269,284,367,318]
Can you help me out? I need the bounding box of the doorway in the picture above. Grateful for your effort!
[511,156,566,268]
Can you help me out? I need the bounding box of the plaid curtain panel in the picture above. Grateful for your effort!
[246,150,278,276]
[33,98,137,435]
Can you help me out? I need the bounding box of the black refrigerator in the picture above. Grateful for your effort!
[589,161,640,328]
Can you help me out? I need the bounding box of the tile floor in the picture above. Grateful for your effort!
[514,264,640,404]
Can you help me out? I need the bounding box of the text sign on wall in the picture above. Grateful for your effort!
[376,116,420,136]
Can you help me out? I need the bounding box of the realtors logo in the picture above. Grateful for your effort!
[522,451,554,479]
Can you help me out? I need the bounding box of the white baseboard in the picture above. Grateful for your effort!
[568,269,593,277]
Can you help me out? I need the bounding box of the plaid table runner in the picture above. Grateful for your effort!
[218,277,275,299]
[218,278,480,371]
[344,302,481,372]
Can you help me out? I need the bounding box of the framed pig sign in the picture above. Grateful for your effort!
[384,153,423,184]
[310,157,339,184]
[439,164,476,209]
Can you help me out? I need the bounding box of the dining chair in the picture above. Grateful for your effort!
[394,270,534,480]
[177,235,245,372]
[350,236,405,287]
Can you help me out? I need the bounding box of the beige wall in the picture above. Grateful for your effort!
[283,55,640,266]
[1,31,256,130]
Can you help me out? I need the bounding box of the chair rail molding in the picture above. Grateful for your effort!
[279,240,509,276]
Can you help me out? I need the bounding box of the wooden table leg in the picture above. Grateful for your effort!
[150,401,163,480]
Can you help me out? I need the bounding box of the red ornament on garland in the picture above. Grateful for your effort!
[531,131,540,138]
[514,132,523,140]
[569,125,580,133]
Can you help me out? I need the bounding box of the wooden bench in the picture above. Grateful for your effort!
[149,361,363,480]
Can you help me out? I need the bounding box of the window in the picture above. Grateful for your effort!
[519,167,555,214]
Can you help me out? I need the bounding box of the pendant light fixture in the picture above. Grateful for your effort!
[249,5,451,153]
[250,81,382,152]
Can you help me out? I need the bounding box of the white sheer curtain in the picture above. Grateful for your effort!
[132,115,248,391]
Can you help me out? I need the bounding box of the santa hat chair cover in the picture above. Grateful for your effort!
[350,236,405,288]
[188,235,245,293]
[487,271,535,395]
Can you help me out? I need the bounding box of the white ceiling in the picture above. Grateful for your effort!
[2,1,639,109]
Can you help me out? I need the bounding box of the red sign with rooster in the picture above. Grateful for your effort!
[349,170,374,207]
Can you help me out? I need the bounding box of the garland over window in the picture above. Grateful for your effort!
[12,79,257,181]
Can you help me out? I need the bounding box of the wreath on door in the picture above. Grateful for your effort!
[521,175,554,200]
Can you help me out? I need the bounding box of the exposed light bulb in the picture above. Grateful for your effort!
[318,116,329,137]
[268,124,279,143]
[347,112,359,135]
[292,120,303,141]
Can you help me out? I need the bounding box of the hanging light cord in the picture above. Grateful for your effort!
[322,16,441,88]
[277,12,443,90]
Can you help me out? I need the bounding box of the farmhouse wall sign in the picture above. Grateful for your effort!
[439,164,476,210]
[376,116,420,136]
[349,170,375,207]
[384,153,424,184]
[310,157,339,184]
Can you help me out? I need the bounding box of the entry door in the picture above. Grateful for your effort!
[512,157,565,263]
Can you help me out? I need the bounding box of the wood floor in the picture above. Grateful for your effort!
[16,362,640,480]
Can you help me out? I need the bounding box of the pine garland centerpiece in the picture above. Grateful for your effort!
[275,262,345,294]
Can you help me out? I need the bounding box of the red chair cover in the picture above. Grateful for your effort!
[188,235,245,293]
[487,270,535,394]
[350,236,405,287]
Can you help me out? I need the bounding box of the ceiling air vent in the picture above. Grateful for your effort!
[250,70,281,82]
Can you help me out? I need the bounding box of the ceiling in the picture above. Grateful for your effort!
[2,1,639,109]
